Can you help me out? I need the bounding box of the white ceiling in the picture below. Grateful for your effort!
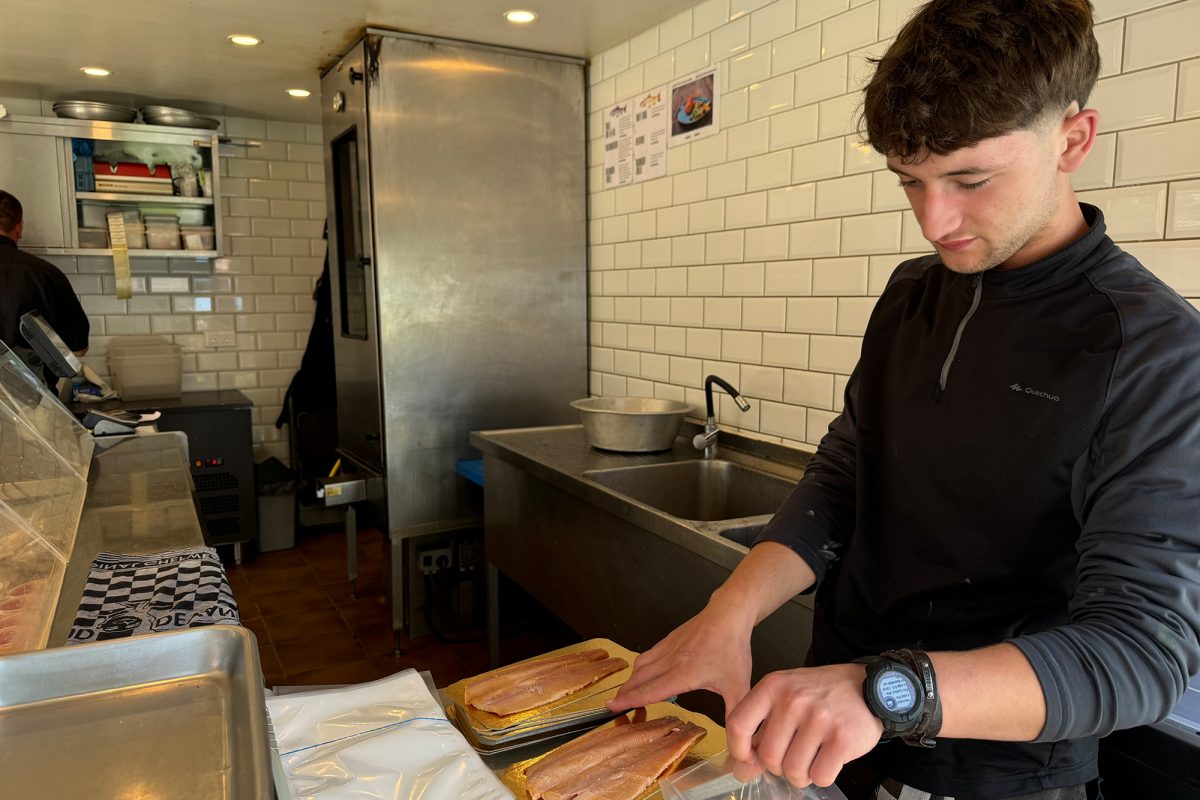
[0,0,697,123]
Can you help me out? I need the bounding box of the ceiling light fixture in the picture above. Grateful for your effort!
[228,34,261,46]
[80,67,111,77]
[286,89,311,98]
[504,9,538,23]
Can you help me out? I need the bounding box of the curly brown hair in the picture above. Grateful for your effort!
[0,190,22,233]
[862,0,1101,160]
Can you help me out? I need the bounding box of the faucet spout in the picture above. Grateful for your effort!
[695,374,752,458]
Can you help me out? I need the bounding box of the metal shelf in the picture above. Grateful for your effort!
[77,191,215,206]
[26,247,217,259]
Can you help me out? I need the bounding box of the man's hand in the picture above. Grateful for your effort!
[726,664,882,788]
[607,600,755,716]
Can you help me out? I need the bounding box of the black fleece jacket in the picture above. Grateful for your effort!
[757,205,1200,798]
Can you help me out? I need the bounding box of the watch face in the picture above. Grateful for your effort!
[875,668,918,714]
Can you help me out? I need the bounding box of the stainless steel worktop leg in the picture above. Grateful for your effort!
[487,562,500,668]
[345,505,358,600]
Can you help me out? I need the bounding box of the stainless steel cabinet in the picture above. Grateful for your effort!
[0,129,71,248]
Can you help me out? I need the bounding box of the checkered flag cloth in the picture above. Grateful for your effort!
[65,546,240,645]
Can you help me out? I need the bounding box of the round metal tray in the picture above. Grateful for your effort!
[52,101,138,123]
[139,105,220,130]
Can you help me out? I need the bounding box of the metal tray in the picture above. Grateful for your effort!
[0,626,272,799]
[53,100,137,123]
[497,702,726,800]
[444,637,638,734]
[139,105,221,130]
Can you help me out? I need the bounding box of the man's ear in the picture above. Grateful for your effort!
[1059,106,1099,174]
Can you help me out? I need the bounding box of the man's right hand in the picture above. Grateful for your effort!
[607,597,755,716]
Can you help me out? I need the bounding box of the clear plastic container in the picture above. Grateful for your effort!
[180,225,215,251]
[144,214,181,251]
[103,209,147,249]
[660,751,849,800]
[106,335,183,400]
[77,227,109,249]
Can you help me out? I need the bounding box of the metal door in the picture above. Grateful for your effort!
[321,42,384,471]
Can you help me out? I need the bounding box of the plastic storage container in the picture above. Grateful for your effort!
[106,335,183,400]
[180,225,215,251]
[144,214,181,251]
[77,228,109,249]
[102,209,146,249]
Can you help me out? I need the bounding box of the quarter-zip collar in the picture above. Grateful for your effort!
[0,235,16,249]
[976,203,1111,299]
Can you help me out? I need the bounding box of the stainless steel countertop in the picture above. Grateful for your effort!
[49,431,205,644]
[469,423,810,578]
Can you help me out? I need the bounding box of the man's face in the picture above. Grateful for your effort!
[887,127,1063,274]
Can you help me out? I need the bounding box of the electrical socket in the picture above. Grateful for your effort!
[204,331,236,347]
[418,546,454,575]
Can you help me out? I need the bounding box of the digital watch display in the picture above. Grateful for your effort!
[853,655,931,743]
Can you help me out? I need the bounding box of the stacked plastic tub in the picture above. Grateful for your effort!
[0,344,93,655]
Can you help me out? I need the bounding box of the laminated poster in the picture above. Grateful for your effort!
[603,99,635,188]
[633,86,669,182]
[669,68,720,146]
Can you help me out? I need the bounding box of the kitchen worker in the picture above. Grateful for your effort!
[0,190,90,361]
[610,2,1200,799]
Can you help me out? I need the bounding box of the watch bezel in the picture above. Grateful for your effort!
[860,658,926,733]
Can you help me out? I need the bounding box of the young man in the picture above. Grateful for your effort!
[0,190,90,359]
[610,2,1200,799]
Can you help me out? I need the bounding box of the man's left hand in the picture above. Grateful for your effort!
[725,663,883,788]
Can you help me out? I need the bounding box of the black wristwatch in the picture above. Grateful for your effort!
[853,649,941,748]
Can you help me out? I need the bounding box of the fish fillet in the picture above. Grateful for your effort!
[465,649,609,707]
[526,718,680,796]
[532,718,706,800]
[473,656,628,716]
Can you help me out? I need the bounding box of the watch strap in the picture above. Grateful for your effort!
[881,649,941,748]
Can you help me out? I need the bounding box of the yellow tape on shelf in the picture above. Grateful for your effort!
[105,212,133,300]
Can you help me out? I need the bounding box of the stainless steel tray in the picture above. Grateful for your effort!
[139,105,221,130]
[53,100,137,123]
[0,626,272,799]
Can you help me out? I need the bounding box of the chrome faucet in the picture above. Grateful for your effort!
[693,374,751,459]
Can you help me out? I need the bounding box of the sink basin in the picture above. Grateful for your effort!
[582,459,794,521]
[719,523,768,548]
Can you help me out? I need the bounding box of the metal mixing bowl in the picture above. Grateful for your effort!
[570,397,693,453]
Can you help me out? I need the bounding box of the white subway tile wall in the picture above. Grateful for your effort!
[586,0,1200,448]
[4,108,326,464]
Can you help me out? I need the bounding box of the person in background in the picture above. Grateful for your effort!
[0,189,90,361]
[610,2,1200,799]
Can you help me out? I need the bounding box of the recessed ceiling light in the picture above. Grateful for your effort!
[504,9,538,23]
[227,34,261,46]
[80,67,111,77]
[286,89,311,98]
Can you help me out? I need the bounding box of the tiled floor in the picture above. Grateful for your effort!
[225,526,577,688]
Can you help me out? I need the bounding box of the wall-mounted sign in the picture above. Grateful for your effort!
[603,100,635,188]
[669,68,720,146]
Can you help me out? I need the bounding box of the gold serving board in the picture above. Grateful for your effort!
[444,637,638,733]
[498,702,726,800]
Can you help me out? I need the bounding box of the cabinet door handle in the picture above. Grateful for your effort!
[350,68,364,84]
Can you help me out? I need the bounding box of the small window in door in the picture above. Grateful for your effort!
[332,128,368,340]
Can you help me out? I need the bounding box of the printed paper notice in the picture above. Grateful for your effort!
[669,68,720,146]
[603,100,634,188]
[633,86,669,182]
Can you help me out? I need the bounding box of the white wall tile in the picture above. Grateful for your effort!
[629,210,658,240]
[878,0,922,40]
[660,9,694,50]
[842,211,902,255]
[692,133,729,169]
[629,324,655,350]
[643,297,671,324]
[657,326,687,354]
[763,332,810,368]
[789,218,842,257]
[730,47,774,90]
[674,170,709,203]
[642,352,672,381]
[1122,240,1200,294]
[784,369,835,408]
[843,137,883,175]
[747,149,794,190]
[786,297,838,333]
[615,242,643,268]
[1123,2,1200,71]
[630,27,660,66]
[712,16,751,59]
[645,52,676,88]
[872,170,910,211]
[773,25,822,75]
[847,43,886,91]
[688,327,724,358]
[742,297,788,330]
[706,230,746,262]
[1071,133,1117,191]
[671,298,705,326]
[705,297,744,327]
[768,183,817,222]
[770,104,820,149]
[751,0,797,46]
[725,329,764,362]
[748,74,796,119]
[1179,58,1200,120]
[1093,0,1176,23]
[690,199,727,232]
[1094,19,1125,79]
[729,119,771,160]
[1167,179,1200,238]
[659,205,690,236]
[675,37,712,77]
[741,364,784,400]
[1091,66,1177,131]
[723,87,751,127]
[674,235,708,265]
[809,334,862,373]
[1116,119,1200,183]
[820,3,878,58]
[658,267,689,295]
[765,259,813,295]
[644,239,673,267]
[818,93,862,140]
[708,161,749,197]
[1077,184,1167,240]
[616,66,645,101]
[727,192,770,227]
[745,225,792,260]
[689,264,725,295]
[813,256,869,295]
[760,400,807,440]
[797,0,850,29]
[794,57,849,107]
[694,0,732,35]
[792,139,845,182]
[837,296,877,335]
[725,262,767,295]
[816,173,873,217]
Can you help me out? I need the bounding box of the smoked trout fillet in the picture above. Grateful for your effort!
[465,648,629,715]
[526,716,706,800]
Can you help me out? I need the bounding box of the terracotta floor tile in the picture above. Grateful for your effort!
[276,629,367,678]
[243,565,320,598]
[369,648,473,686]
[264,606,350,645]
[243,548,310,572]
[241,615,272,648]
[255,584,334,619]
[337,595,392,631]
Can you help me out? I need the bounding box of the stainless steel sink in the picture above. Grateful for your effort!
[582,459,794,522]
[719,523,769,548]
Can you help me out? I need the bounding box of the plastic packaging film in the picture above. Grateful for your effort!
[660,751,849,800]
[265,668,515,800]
